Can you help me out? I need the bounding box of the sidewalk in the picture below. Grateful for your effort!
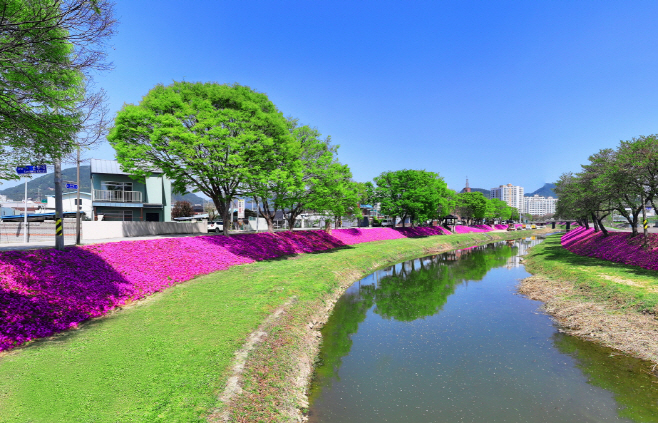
[0,228,325,252]
[0,231,224,252]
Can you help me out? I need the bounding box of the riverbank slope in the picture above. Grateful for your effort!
[521,234,658,368]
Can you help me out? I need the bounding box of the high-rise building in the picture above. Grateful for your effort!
[523,195,557,216]
[490,184,524,213]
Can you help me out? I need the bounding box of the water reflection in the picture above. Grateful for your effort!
[553,334,658,422]
[308,238,656,423]
[310,241,520,403]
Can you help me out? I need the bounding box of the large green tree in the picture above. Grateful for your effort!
[373,169,448,227]
[488,198,511,222]
[306,164,361,230]
[108,82,298,235]
[0,0,115,180]
[455,191,488,225]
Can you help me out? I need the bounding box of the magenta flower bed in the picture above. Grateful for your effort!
[472,224,494,231]
[561,227,658,271]
[454,225,491,234]
[494,224,508,230]
[0,226,459,351]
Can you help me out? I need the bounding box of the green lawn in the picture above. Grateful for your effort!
[524,234,658,313]
[0,230,540,422]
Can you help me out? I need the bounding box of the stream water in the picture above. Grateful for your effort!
[307,238,658,423]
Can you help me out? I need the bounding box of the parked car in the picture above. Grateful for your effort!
[208,220,224,232]
[381,219,394,227]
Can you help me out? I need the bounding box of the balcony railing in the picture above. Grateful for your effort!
[93,189,143,203]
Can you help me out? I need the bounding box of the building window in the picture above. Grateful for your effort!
[101,181,133,192]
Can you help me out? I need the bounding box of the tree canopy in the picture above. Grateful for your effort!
[555,134,658,238]
[455,191,488,225]
[373,169,448,227]
[108,81,299,234]
[0,0,115,179]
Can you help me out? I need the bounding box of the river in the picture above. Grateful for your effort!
[307,238,658,423]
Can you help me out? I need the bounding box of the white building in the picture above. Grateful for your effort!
[490,184,525,213]
[45,192,93,218]
[523,195,558,216]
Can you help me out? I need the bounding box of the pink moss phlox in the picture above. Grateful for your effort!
[453,225,492,234]
[1,226,457,351]
[561,227,658,271]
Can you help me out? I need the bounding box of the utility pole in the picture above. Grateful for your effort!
[23,176,28,243]
[76,147,82,245]
[641,193,649,248]
[54,159,64,250]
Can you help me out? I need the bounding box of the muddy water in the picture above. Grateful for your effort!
[307,238,658,423]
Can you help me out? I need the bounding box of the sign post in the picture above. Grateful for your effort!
[238,199,245,230]
[238,199,245,218]
[15,165,47,243]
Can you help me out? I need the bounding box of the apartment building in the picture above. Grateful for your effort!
[523,195,557,216]
[490,184,525,213]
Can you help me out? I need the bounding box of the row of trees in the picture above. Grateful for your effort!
[555,135,658,238]
[108,82,521,234]
[364,170,518,227]
[108,82,361,235]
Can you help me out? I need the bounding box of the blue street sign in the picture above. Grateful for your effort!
[66,183,78,189]
[16,165,47,174]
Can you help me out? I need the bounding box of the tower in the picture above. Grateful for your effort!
[464,177,471,193]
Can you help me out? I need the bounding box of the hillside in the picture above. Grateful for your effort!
[0,166,91,201]
[525,183,557,198]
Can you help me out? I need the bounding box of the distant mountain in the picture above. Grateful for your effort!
[525,183,557,198]
[460,187,491,197]
[0,166,91,201]
[172,192,207,205]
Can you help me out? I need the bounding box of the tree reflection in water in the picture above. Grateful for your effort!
[310,241,517,399]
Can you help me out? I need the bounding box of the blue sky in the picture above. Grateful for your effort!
[7,0,658,193]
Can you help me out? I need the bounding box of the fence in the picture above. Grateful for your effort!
[81,221,207,240]
[0,221,77,244]
[0,221,207,243]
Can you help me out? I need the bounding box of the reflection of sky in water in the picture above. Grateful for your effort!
[308,239,657,423]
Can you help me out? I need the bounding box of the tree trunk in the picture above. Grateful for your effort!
[324,219,332,234]
[631,211,639,237]
[591,213,600,232]
[221,199,231,236]
[641,194,648,245]
[597,213,609,236]
[286,214,296,231]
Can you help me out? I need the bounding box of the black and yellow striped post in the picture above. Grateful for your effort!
[644,219,649,230]
[55,218,63,237]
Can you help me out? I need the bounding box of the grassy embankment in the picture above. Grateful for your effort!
[522,233,658,366]
[0,229,542,423]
